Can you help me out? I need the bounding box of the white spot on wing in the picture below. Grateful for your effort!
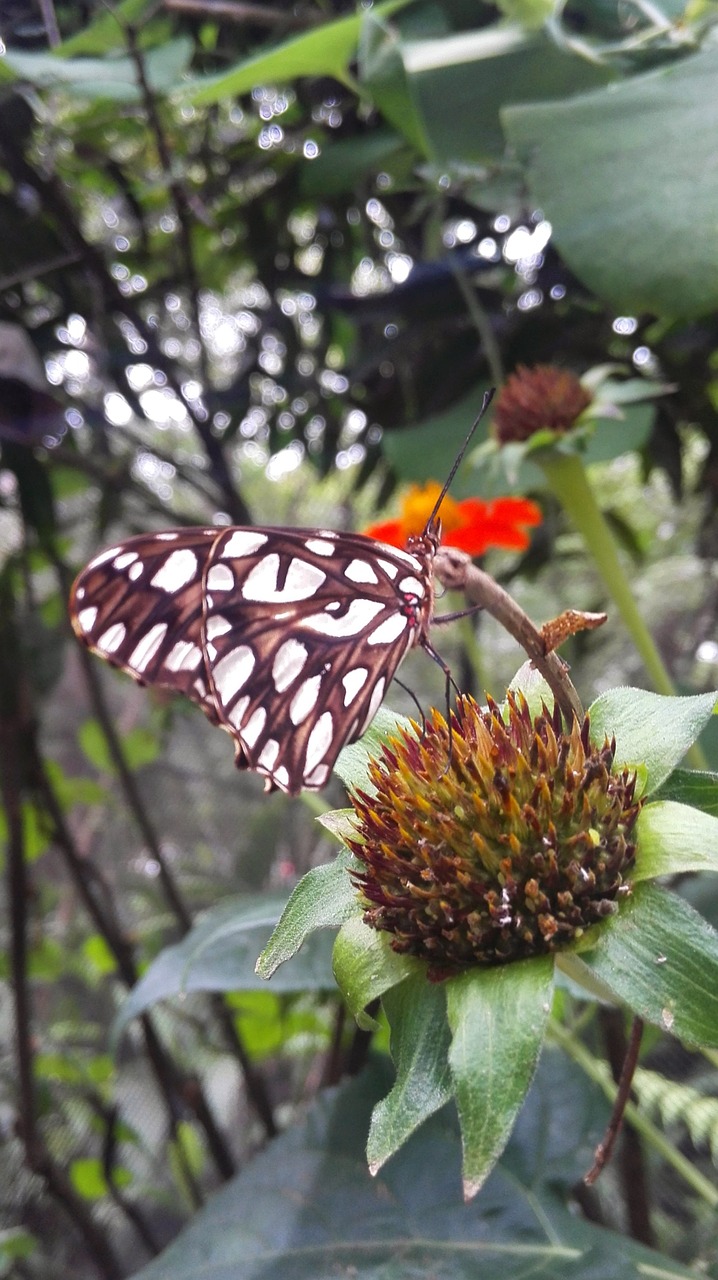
[377,558,399,579]
[77,606,98,633]
[151,548,198,592]
[128,562,144,581]
[272,638,308,692]
[361,677,386,733]
[165,640,202,671]
[258,739,280,770]
[375,543,421,568]
[156,532,179,541]
[399,575,424,596]
[129,622,167,672]
[97,622,126,653]
[114,551,138,570]
[212,645,254,705]
[305,763,329,789]
[221,530,268,558]
[242,555,326,603]
[242,706,266,748]
[229,695,250,729]
[274,766,290,790]
[206,615,231,640]
[88,545,121,569]
[367,613,408,645]
[345,559,379,585]
[305,538,336,556]
[342,667,368,706]
[290,675,322,725]
[207,563,234,592]
[305,711,334,774]
[303,599,383,637]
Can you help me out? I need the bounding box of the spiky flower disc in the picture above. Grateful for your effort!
[493,364,592,443]
[349,694,641,978]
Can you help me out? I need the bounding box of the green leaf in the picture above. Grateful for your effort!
[1,39,193,102]
[446,956,554,1197]
[580,402,655,466]
[70,1157,131,1199]
[380,382,493,492]
[315,808,358,844]
[185,0,413,107]
[78,719,113,773]
[0,1228,36,1270]
[299,130,409,199]
[334,705,411,793]
[358,15,431,157]
[633,800,718,881]
[256,852,359,981]
[503,44,718,317]
[122,726,159,770]
[368,975,453,1172]
[57,0,157,55]
[581,881,718,1045]
[114,893,337,1043]
[588,687,717,794]
[82,934,117,977]
[399,25,612,162]
[332,917,417,1028]
[653,767,718,817]
[129,1062,697,1280]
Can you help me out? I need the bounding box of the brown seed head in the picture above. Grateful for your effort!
[493,365,592,444]
[349,694,641,980]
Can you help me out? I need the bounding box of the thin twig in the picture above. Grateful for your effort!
[434,548,585,723]
[585,1015,645,1185]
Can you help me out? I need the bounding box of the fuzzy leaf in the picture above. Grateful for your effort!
[256,850,359,980]
[114,894,336,1043]
[588,687,717,794]
[368,975,453,1173]
[334,705,412,793]
[332,918,416,1029]
[446,956,555,1197]
[633,800,718,881]
[581,881,718,1045]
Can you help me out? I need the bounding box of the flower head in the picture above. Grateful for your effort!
[364,482,541,555]
[349,694,641,978]
[493,365,592,444]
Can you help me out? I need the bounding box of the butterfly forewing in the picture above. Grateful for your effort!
[70,526,435,792]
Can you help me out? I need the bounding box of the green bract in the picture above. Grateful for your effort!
[258,679,718,1198]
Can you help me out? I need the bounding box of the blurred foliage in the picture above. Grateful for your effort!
[0,0,718,1277]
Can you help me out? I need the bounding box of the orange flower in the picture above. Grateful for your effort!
[364,481,542,555]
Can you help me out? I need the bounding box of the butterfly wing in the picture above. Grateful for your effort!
[70,526,434,792]
[202,527,432,791]
[70,528,223,725]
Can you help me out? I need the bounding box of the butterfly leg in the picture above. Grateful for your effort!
[391,675,427,738]
[420,639,462,769]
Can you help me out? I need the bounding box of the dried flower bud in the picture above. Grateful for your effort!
[349,694,641,979]
[493,365,592,444]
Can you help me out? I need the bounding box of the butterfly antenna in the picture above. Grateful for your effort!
[425,387,495,530]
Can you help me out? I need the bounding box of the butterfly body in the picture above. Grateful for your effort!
[70,523,440,793]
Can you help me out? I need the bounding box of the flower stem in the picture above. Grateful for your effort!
[539,449,707,769]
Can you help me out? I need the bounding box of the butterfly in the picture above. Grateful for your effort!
[69,391,493,794]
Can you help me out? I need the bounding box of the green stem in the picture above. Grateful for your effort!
[549,1018,718,1208]
[539,449,707,769]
